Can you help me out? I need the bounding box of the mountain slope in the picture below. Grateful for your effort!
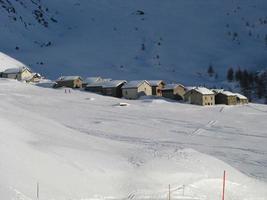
[0,79,267,199]
[0,52,26,71]
[0,0,267,84]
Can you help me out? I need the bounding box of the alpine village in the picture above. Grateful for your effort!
[0,66,249,106]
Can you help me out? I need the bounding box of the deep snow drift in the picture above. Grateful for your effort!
[0,1,267,83]
[0,79,266,200]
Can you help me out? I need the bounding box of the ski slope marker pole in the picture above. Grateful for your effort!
[37,182,39,200]
[168,184,171,200]
[222,170,226,200]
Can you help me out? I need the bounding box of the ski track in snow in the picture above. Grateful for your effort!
[0,80,267,199]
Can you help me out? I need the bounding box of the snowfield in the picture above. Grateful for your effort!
[0,52,26,72]
[0,79,266,200]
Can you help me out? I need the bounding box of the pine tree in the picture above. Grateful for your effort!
[208,64,214,77]
[248,72,255,85]
[235,68,242,81]
[255,77,265,99]
[227,68,234,82]
[240,69,249,89]
[141,43,145,51]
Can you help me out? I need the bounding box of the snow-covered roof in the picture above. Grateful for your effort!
[189,87,214,95]
[102,80,126,88]
[186,87,214,95]
[57,76,82,81]
[185,86,196,91]
[147,80,164,86]
[3,66,31,74]
[122,80,149,89]
[212,89,224,94]
[161,84,184,90]
[86,79,111,87]
[234,93,248,100]
[0,52,27,72]
[84,77,102,84]
[219,91,236,97]
[35,79,56,88]
[3,68,22,74]
[162,84,177,90]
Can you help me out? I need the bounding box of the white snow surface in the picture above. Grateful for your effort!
[190,87,214,95]
[102,80,126,88]
[235,93,248,100]
[84,77,103,84]
[122,80,147,88]
[0,79,267,200]
[0,52,27,72]
[147,80,163,87]
[57,76,82,81]
[219,91,236,97]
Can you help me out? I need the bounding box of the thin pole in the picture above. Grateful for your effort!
[37,182,39,200]
[182,184,185,196]
[222,171,226,200]
[168,184,171,200]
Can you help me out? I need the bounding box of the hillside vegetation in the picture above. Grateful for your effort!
[0,0,266,84]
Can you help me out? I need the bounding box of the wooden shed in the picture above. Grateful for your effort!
[147,80,165,96]
[102,80,127,98]
[55,76,83,88]
[161,84,186,100]
[184,87,215,106]
[122,80,152,99]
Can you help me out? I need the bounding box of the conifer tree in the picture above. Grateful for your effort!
[227,68,234,82]
[208,64,214,77]
[235,68,242,81]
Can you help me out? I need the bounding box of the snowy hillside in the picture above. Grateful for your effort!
[0,52,27,72]
[0,0,267,84]
[0,79,267,199]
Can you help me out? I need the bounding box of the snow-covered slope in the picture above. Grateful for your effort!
[0,79,267,199]
[0,52,27,72]
[0,1,267,84]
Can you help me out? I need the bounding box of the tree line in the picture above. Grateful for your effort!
[227,67,267,103]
